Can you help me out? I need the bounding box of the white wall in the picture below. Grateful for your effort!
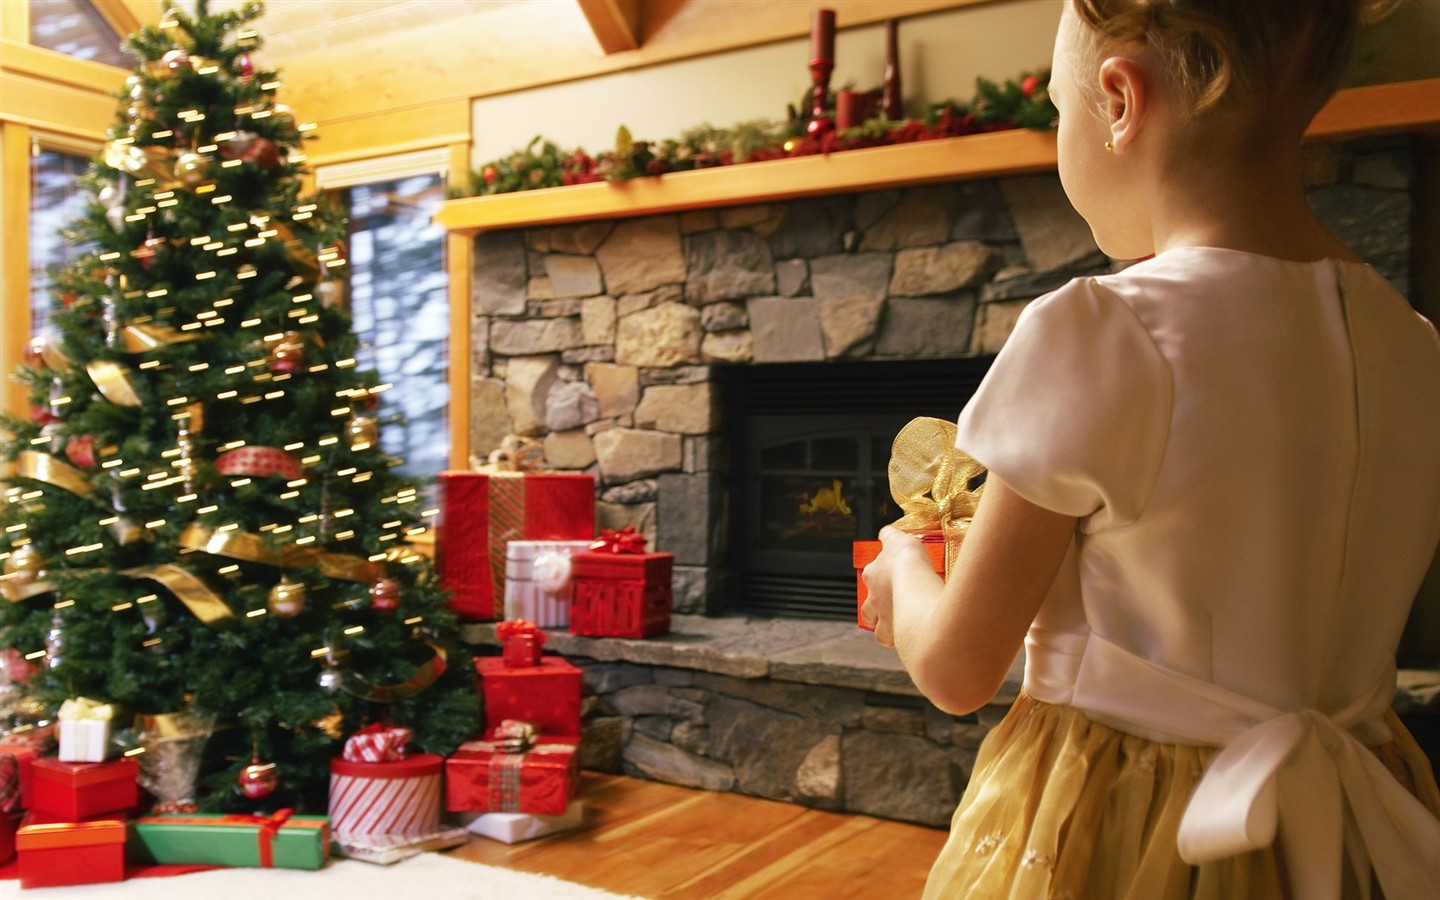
[470,0,1062,165]
[469,0,1440,167]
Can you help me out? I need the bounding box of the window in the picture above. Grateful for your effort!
[29,147,92,335]
[343,173,450,482]
[28,0,129,68]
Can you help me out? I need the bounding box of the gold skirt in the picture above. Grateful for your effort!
[923,692,1440,900]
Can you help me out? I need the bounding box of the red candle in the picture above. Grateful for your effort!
[836,89,860,129]
[811,8,835,62]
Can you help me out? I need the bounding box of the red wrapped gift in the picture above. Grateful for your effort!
[436,471,595,621]
[476,655,581,737]
[329,753,443,838]
[30,756,138,820]
[1,731,50,810]
[445,734,579,816]
[497,619,546,667]
[569,548,673,638]
[16,818,125,888]
[0,810,18,864]
[852,532,947,631]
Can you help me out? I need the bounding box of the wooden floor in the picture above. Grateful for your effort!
[446,773,950,899]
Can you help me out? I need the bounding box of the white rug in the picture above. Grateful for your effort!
[0,852,644,900]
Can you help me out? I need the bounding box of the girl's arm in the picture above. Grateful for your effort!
[863,476,1076,714]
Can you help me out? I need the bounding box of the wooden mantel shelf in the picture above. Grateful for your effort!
[437,78,1440,236]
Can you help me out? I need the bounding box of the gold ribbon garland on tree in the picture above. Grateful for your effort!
[332,640,449,703]
[887,416,987,571]
[178,523,378,583]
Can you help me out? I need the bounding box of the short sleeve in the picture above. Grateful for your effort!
[956,278,1172,530]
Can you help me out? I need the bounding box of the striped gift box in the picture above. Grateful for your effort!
[327,754,443,838]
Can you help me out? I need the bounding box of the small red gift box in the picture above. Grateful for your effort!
[569,550,673,638]
[329,753,443,838]
[498,619,546,667]
[30,756,138,820]
[476,655,581,737]
[852,533,947,631]
[16,818,126,888]
[445,735,579,816]
[436,471,595,622]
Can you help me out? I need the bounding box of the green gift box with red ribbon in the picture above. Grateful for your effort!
[128,809,330,870]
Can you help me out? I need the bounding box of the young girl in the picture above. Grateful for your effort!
[861,1,1440,897]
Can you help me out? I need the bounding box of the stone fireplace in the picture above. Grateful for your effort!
[463,135,1421,824]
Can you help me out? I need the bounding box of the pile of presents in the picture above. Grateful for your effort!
[0,466,675,888]
[435,468,674,638]
[0,634,587,887]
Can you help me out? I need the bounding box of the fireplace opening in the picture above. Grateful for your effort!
[724,357,993,619]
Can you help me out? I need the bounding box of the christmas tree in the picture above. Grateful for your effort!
[0,0,475,812]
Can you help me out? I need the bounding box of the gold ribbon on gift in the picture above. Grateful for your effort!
[179,523,377,583]
[12,450,96,498]
[336,640,448,703]
[120,323,205,353]
[121,563,238,628]
[888,416,986,571]
[58,696,115,722]
[87,360,143,407]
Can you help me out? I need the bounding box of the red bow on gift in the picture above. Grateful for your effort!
[589,526,646,554]
[496,619,546,646]
[342,722,411,763]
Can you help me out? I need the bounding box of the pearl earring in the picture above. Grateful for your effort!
[1104,140,1114,152]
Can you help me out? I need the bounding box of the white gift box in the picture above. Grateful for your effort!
[458,800,586,844]
[504,540,591,628]
[56,697,114,762]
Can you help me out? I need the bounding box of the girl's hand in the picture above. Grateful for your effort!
[860,526,928,647]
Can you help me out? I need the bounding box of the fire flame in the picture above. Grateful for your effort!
[799,479,852,517]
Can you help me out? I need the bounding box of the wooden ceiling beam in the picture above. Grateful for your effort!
[90,0,161,38]
[577,0,643,54]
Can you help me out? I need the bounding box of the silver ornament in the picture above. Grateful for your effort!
[44,613,64,669]
[317,667,342,693]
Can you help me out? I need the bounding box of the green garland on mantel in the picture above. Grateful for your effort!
[454,68,1056,199]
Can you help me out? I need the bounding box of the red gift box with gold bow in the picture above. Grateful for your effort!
[568,528,673,638]
[436,472,594,622]
[445,727,579,817]
[476,655,581,738]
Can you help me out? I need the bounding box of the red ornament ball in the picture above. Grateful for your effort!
[482,165,498,185]
[65,434,97,470]
[237,757,278,799]
[161,48,191,71]
[267,332,305,373]
[241,138,282,170]
[1021,74,1042,98]
[368,576,401,612]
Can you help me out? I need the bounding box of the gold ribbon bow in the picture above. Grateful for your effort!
[57,696,115,722]
[887,417,986,571]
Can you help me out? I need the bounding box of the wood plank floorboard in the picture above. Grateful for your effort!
[446,773,949,899]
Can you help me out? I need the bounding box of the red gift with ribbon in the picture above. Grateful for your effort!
[569,537,673,639]
[129,809,330,870]
[436,471,595,622]
[476,655,581,738]
[497,619,546,667]
[444,726,579,817]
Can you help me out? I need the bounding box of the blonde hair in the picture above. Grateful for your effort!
[1070,0,1400,121]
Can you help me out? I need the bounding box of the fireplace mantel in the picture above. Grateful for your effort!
[437,78,1440,236]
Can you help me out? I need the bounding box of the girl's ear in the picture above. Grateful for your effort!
[1097,56,1147,153]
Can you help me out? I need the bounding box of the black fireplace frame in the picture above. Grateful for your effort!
[723,357,993,619]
